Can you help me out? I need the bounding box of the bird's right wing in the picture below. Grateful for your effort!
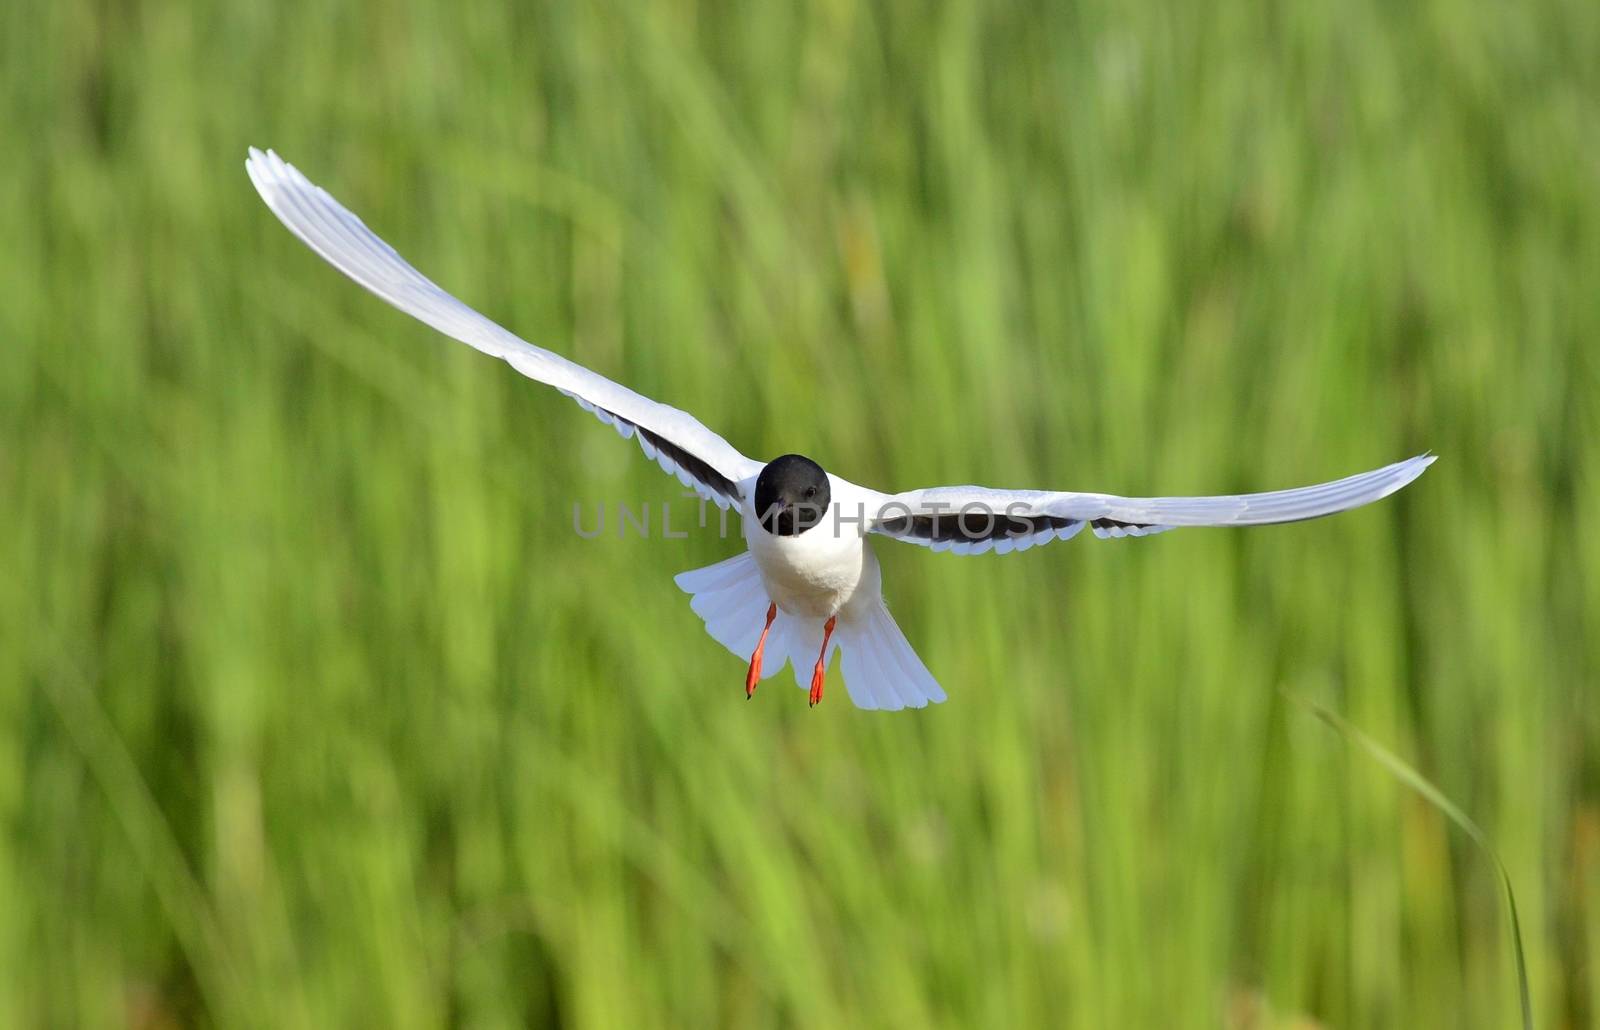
[865,454,1436,555]
[246,148,762,507]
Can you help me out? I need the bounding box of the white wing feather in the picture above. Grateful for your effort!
[870,454,1436,555]
[245,148,761,507]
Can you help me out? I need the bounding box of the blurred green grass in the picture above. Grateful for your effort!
[2,0,1597,1026]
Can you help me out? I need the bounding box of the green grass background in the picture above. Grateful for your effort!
[3,0,1597,1026]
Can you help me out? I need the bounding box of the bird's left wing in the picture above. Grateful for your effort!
[866,454,1436,555]
[246,148,762,507]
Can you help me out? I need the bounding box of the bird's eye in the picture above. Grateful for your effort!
[805,486,816,498]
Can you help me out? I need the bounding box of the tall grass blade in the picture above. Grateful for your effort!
[1287,691,1533,1030]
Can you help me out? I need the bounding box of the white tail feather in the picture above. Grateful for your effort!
[677,553,781,672]
[675,555,947,710]
[839,602,946,710]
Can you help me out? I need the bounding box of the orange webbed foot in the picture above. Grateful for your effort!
[808,615,837,708]
[746,602,777,699]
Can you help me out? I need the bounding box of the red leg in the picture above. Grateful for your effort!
[746,603,777,699]
[809,616,838,708]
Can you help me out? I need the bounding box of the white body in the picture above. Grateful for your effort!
[740,479,880,621]
[675,478,947,711]
[678,484,944,709]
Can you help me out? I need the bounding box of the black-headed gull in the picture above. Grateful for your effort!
[247,149,1435,711]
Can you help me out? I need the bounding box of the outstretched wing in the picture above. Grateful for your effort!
[868,454,1436,555]
[246,148,761,507]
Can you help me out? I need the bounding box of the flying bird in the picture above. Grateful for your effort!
[246,148,1435,711]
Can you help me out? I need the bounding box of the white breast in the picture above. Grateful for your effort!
[741,496,880,620]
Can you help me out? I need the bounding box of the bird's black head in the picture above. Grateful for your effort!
[754,454,830,536]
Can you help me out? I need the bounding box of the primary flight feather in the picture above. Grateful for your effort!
[247,148,1435,711]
